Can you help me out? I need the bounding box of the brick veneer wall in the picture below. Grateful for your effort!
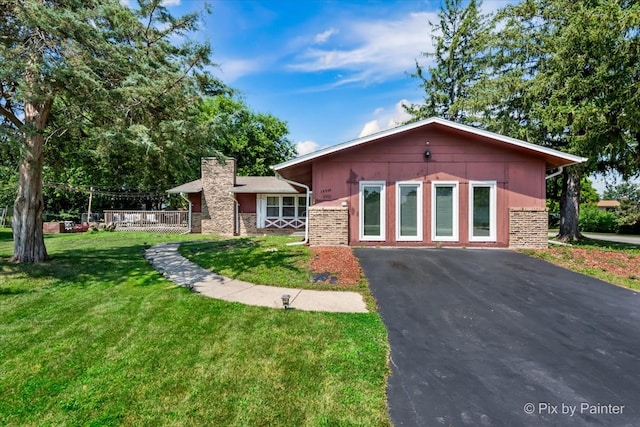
[191,212,202,233]
[308,206,349,246]
[509,208,548,249]
[201,157,236,235]
[239,213,258,235]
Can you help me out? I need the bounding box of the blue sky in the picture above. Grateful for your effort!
[163,0,505,156]
[157,0,629,193]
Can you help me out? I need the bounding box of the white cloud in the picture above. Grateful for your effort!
[296,140,320,156]
[290,11,436,85]
[161,0,181,6]
[358,99,413,137]
[314,28,338,44]
[212,58,266,83]
[358,120,381,138]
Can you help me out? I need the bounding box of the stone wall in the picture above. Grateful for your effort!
[308,206,349,246]
[200,157,236,235]
[191,212,202,234]
[509,208,548,249]
[239,213,257,235]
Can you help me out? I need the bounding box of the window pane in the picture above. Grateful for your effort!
[473,186,491,237]
[266,196,279,217]
[400,185,418,237]
[435,186,453,237]
[283,197,294,206]
[363,186,381,236]
[297,197,307,217]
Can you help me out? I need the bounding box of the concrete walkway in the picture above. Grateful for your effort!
[144,242,368,313]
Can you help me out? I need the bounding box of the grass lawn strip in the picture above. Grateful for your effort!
[0,230,390,426]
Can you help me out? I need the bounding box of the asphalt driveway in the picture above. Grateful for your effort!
[355,248,640,427]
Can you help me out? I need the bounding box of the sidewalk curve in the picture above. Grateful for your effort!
[145,242,368,313]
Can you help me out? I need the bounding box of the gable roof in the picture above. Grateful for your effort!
[273,117,587,174]
[167,176,301,194]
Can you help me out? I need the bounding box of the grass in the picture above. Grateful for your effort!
[523,237,640,291]
[179,236,311,288]
[0,230,390,426]
[179,236,372,292]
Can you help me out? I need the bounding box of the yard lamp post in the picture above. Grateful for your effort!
[281,294,291,309]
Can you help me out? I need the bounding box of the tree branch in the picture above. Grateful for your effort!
[0,103,25,128]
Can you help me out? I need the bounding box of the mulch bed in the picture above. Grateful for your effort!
[543,247,640,279]
[310,246,362,287]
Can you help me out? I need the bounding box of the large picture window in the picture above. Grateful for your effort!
[469,181,497,241]
[396,182,422,241]
[431,181,459,241]
[359,181,386,241]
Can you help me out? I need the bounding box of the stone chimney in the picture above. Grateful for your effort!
[200,157,236,235]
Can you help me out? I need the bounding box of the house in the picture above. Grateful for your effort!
[168,117,586,249]
[597,200,620,211]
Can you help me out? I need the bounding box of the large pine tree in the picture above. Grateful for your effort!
[406,0,491,123]
[0,0,223,262]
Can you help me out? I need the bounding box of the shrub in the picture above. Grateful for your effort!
[579,206,619,233]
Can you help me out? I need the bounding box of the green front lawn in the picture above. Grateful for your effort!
[0,230,390,426]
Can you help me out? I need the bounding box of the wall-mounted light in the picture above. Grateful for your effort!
[424,150,431,161]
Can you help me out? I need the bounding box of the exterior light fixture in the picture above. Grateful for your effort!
[424,150,431,161]
[281,294,291,309]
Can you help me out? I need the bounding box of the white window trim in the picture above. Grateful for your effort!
[396,181,423,242]
[469,181,497,242]
[431,181,459,242]
[359,181,386,241]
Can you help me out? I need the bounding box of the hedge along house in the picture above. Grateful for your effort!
[168,117,585,248]
[272,117,586,249]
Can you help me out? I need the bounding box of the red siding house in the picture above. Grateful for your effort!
[168,117,586,249]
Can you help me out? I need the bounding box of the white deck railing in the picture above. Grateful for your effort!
[104,210,189,233]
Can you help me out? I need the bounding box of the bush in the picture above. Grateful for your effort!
[579,206,619,233]
[616,199,640,235]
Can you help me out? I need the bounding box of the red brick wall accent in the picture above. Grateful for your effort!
[509,208,548,249]
[308,206,349,246]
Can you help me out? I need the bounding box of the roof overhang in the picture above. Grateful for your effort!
[230,176,302,194]
[166,179,202,194]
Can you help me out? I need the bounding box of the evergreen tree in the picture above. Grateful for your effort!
[0,0,225,262]
[406,0,491,123]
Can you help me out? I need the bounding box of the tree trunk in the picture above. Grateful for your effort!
[558,167,583,242]
[11,99,50,263]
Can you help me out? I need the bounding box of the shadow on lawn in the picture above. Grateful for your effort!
[0,238,161,290]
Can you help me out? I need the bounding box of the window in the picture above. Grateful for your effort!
[282,196,295,217]
[359,181,386,241]
[258,194,309,229]
[266,196,279,217]
[297,196,307,217]
[469,181,497,241]
[431,181,459,241]
[396,182,422,241]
